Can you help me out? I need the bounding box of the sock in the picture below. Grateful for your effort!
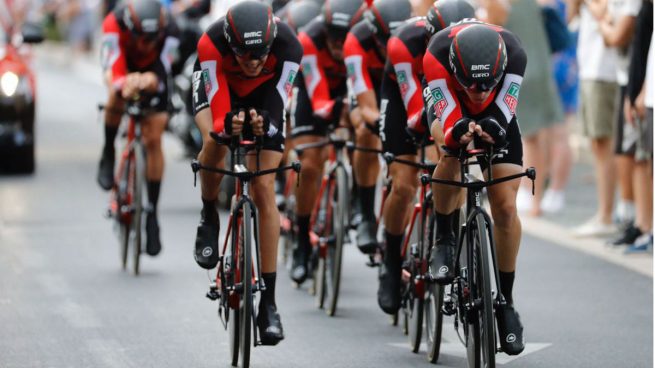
[201,198,218,223]
[359,185,377,221]
[499,271,515,305]
[435,210,458,241]
[261,272,277,308]
[147,180,161,212]
[104,125,119,154]
[297,215,311,253]
[384,231,403,267]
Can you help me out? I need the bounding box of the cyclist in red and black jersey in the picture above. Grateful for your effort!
[376,0,475,315]
[192,0,302,345]
[343,0,412,255]
[288,0,366,285]
[98,0,179,256]
[424,21,527,355]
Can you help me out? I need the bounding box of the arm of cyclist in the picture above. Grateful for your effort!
[298,31,344,121]
[192,30,233,136]
[100,11,128,92]
[344,32,379,129]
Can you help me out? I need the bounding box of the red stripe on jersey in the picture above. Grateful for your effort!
[453,38,468,77]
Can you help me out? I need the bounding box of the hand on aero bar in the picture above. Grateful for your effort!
[249,108,265,136]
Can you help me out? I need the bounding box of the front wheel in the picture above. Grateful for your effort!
[239,203,254,368]
[130,143,145,276]
[325,166,348,316]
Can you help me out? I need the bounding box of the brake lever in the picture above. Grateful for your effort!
[191,160,200,187]
[526,167,537,195]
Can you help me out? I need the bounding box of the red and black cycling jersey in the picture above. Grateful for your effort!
[192,18,302,135]
[384,17,431,132]
[100,5,179,91]
[297,18,350,121]
[423,22,527,149]
[343,21,385,98]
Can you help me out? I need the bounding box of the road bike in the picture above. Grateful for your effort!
[192,135,300,368]
[293,126,351,316]
[423,147,535,368]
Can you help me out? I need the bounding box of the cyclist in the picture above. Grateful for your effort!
[376,0,475,315]
[98,0,179,256]
[192,0,302,345]
[276,0,321,33]
[289,0,365,284]
[424,22,527,355]
[343,0,412,255]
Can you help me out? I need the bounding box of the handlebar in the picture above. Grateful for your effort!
[191,159,301,186]
[382,152,437,173]
[421,167,536,192]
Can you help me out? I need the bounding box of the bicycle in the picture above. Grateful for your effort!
[102,99,151,275]
[192,134,300,368]
[293,126,351,316]
[422,146,535,368]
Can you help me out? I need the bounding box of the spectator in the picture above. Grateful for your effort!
[623,0,652,252]
[542,0,576,214]
[597,0,642,243]
[568,0,619,237]
[479,0,565,217]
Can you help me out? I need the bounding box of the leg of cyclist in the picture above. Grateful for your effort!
[429,154,464,285]
[248,150,285,345]
[194,108,229,269]
[486,163,525,355]
[377,158,418,313]
[141,112,168,256]
[290,134,328,284]
[350,96,383,254]
[97,85,124,190]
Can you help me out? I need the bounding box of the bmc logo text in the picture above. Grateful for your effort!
[471,64,490,71]
[244,31,262,38]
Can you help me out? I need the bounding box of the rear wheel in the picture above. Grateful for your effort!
[325,166,347,317]
[407,208,425,353]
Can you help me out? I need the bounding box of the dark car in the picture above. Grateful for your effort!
[0,23,43,174]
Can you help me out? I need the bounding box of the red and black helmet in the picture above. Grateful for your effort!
[449,24,507,92]
[425,0,476,36]
[122,0,167,41]
[322,0,365,41]
[224,0,278,59]
[363,0,412,43]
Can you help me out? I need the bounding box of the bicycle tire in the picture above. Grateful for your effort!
[425,213,444,364]
[131,143,145,276]
[407,207,424,353]
[227,215,240,367]
[325,165,347,317]
[475,214,496,368]
[118,157,131,270]
[315,179,330,309]
[239,202,253,368]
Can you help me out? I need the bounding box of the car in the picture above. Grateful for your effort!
[0,23,43,174]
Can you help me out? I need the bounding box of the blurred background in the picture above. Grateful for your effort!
[0,0,652,367]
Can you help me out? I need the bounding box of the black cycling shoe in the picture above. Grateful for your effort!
[356,220,378,254]
[429,242,456,285]
[257,300,284,345]
[194,206,220,269]
[145,212,161,256]
[377,261,401,314]
[97,150,115,191]
[496,304,525,355]
[290,242,310,284]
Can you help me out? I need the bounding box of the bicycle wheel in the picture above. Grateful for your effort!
[239,202,253,368]
[466,214,496,368]
[131,143,145,275]
[406,209,424,353]
[325,165,347,317]
[314,179,330,309]
[117,157,131,270]
[425,213,444,364]
[227,216,240,367]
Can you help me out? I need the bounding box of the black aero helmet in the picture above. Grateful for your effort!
[449,24,507,92]
[363,0,412,43]
[323,0,365,40]
[224,0,277,59]
[285,0,321,33]
[123,0,167,41]
[425,0,476,36]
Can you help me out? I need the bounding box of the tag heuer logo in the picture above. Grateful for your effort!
[202,69,212,96]
[284,70,297,95]
[504,82,520,114]
[432,87,448,118]
[397,70,409,97]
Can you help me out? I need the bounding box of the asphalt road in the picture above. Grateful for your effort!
[0,53,652,368]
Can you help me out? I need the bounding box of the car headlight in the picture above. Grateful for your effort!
[1,71,19,97]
